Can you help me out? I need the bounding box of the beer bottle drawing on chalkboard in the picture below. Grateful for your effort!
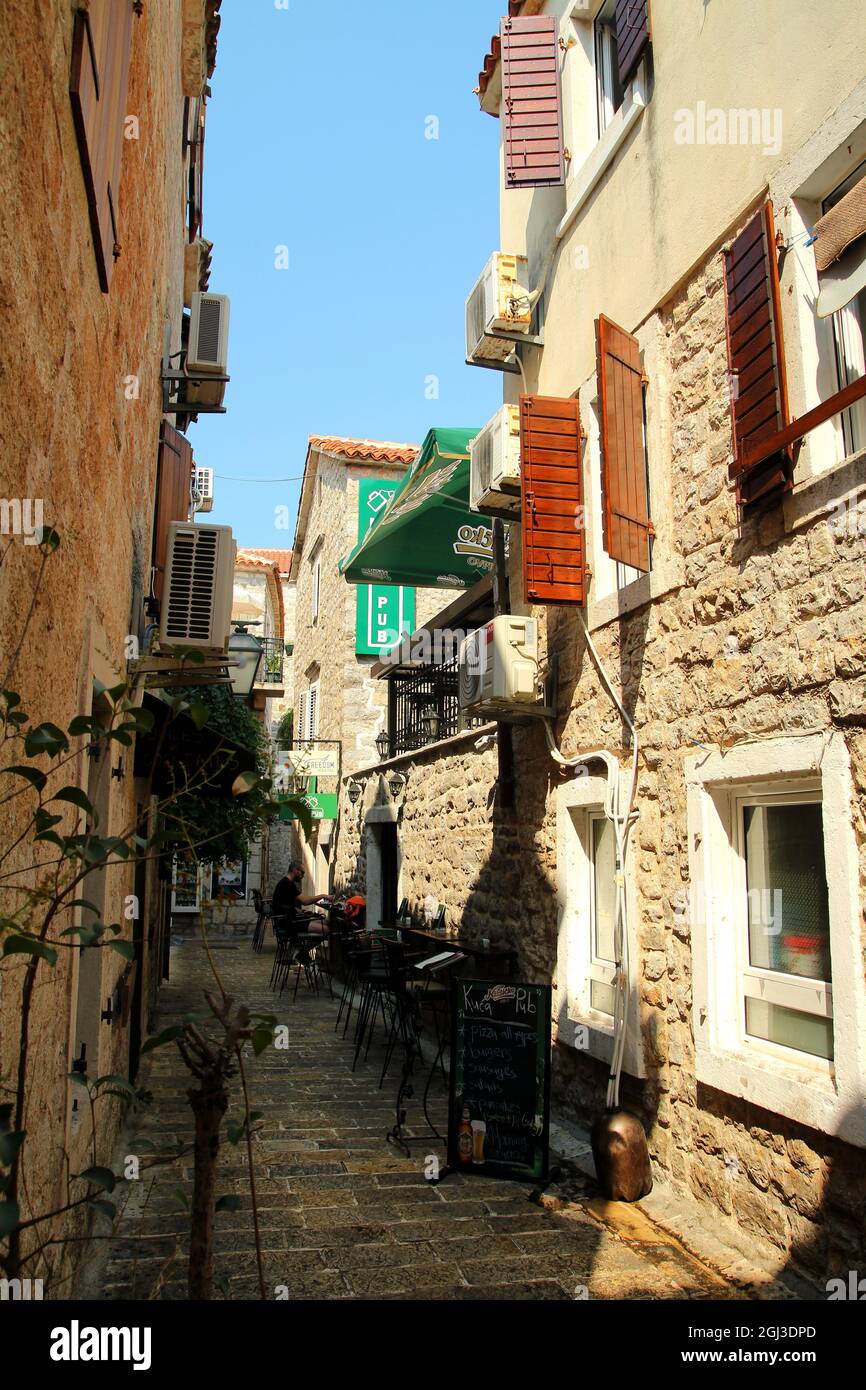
[457,1104,473,1165]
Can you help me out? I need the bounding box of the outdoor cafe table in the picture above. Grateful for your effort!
[399,925,518,977]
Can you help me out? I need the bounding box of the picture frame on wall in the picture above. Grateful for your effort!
[211,859,248,901]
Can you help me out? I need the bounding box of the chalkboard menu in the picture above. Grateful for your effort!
[448,979,551,1183]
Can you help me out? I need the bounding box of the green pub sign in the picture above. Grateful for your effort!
[355,478,415,656]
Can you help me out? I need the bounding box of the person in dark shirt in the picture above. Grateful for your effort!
[271,864,329,921]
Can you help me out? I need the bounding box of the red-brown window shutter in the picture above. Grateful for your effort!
[596,315,651,572]
[615,0,652,90]
[501,15,565,190]
[723,201,791,509]
[152,423,193,600]
[520,395,586,606]
[70,0,135,292]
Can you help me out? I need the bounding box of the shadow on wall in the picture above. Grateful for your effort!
[693,1085,866,1288]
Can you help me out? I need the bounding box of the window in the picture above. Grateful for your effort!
[594,0,623,136]
[736,792,832,1062]
[555,776,645,1076]
[588,813,617,1015]
[311,554,321,624]
[823,160,866,456]
[687,733,866,1144]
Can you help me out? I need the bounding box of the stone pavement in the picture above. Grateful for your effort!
[86,930,751,1301]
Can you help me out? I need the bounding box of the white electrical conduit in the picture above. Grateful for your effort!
[544,610,639,1109]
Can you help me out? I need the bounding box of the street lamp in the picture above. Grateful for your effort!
[388,771,407,799]
[421,705,440,742]
[347,780,362,805]
[228,621,263,698]
[375,729,390,761]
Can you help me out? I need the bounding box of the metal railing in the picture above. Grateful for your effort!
[257,637,286,686]
[385,654,484,757]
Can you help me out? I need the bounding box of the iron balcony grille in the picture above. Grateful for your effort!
[257,636,285,685]
[385,652,485,758]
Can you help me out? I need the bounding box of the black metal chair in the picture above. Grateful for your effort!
[251,890,272,953]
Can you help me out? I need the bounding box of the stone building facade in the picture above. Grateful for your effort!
[0,0,225,1286]
[287,437,455,893]
[334,0,866,1281]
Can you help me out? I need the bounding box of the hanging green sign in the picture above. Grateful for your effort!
[355,478,415,655]
[279,793,339,823]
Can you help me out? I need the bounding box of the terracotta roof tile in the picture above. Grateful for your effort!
[241,548,294,575]
[308,435,418,464]
[476,0,543,107]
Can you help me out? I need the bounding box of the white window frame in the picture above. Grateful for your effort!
[563,3,647,208]
[555,773,645,1076]
[593,0,623,137]
[587,811,617,1013]
[733,786,833,1068]
[770,97,866,485]
[687,732,866,1146]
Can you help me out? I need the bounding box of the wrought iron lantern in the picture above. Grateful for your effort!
[375,729,390,761]
[227,622,263,698]
[421,705,440,742]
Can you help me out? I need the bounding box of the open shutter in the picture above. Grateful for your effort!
[152,423,193,600]
[501,15,565,190]
[596,315,651,572]
[520,395,586,606]
[723,201,791,509]
[615,0,652,90]
[70,0,135,292]
[297,691,308,745]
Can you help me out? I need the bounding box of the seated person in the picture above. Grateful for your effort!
[271,864,329,930]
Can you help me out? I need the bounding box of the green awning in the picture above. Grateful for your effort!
[339,427,495,590]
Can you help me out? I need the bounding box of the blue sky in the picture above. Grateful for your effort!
[193,0,504,550]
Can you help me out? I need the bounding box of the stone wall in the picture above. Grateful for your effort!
[0,0,194,1284]
[335,215,866,1281]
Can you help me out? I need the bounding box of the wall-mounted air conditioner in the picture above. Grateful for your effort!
[159,521,235,651]
[458,616,538,714]
[465,253,531,366]
[185,291,230,406]
[192,465,214,513]
[469,404,522,512]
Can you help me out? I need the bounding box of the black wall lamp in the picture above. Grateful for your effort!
[375,730,390,761]
[387,771,407,799]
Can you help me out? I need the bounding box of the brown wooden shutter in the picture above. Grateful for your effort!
[520,396,586,606]
[70,0,135,292]
[723,201,792,509]
[152,423,193,600]
[501,15,565,190]
[596,315,651,572]
[615,0,652,90]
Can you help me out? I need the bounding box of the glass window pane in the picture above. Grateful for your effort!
[745,998,833,1061]
[743,802,830,981]
[591,979,616,1016]
[591,816,616,963]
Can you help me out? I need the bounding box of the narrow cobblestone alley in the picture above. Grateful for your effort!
[89,930,748,1302]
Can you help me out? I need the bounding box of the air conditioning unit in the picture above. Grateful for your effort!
[185,291,230,406]
[458,616,538,714]
[192,465,214,513]
[466,253,532,365]
[159,522,235,651]
[469,404,522,512]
